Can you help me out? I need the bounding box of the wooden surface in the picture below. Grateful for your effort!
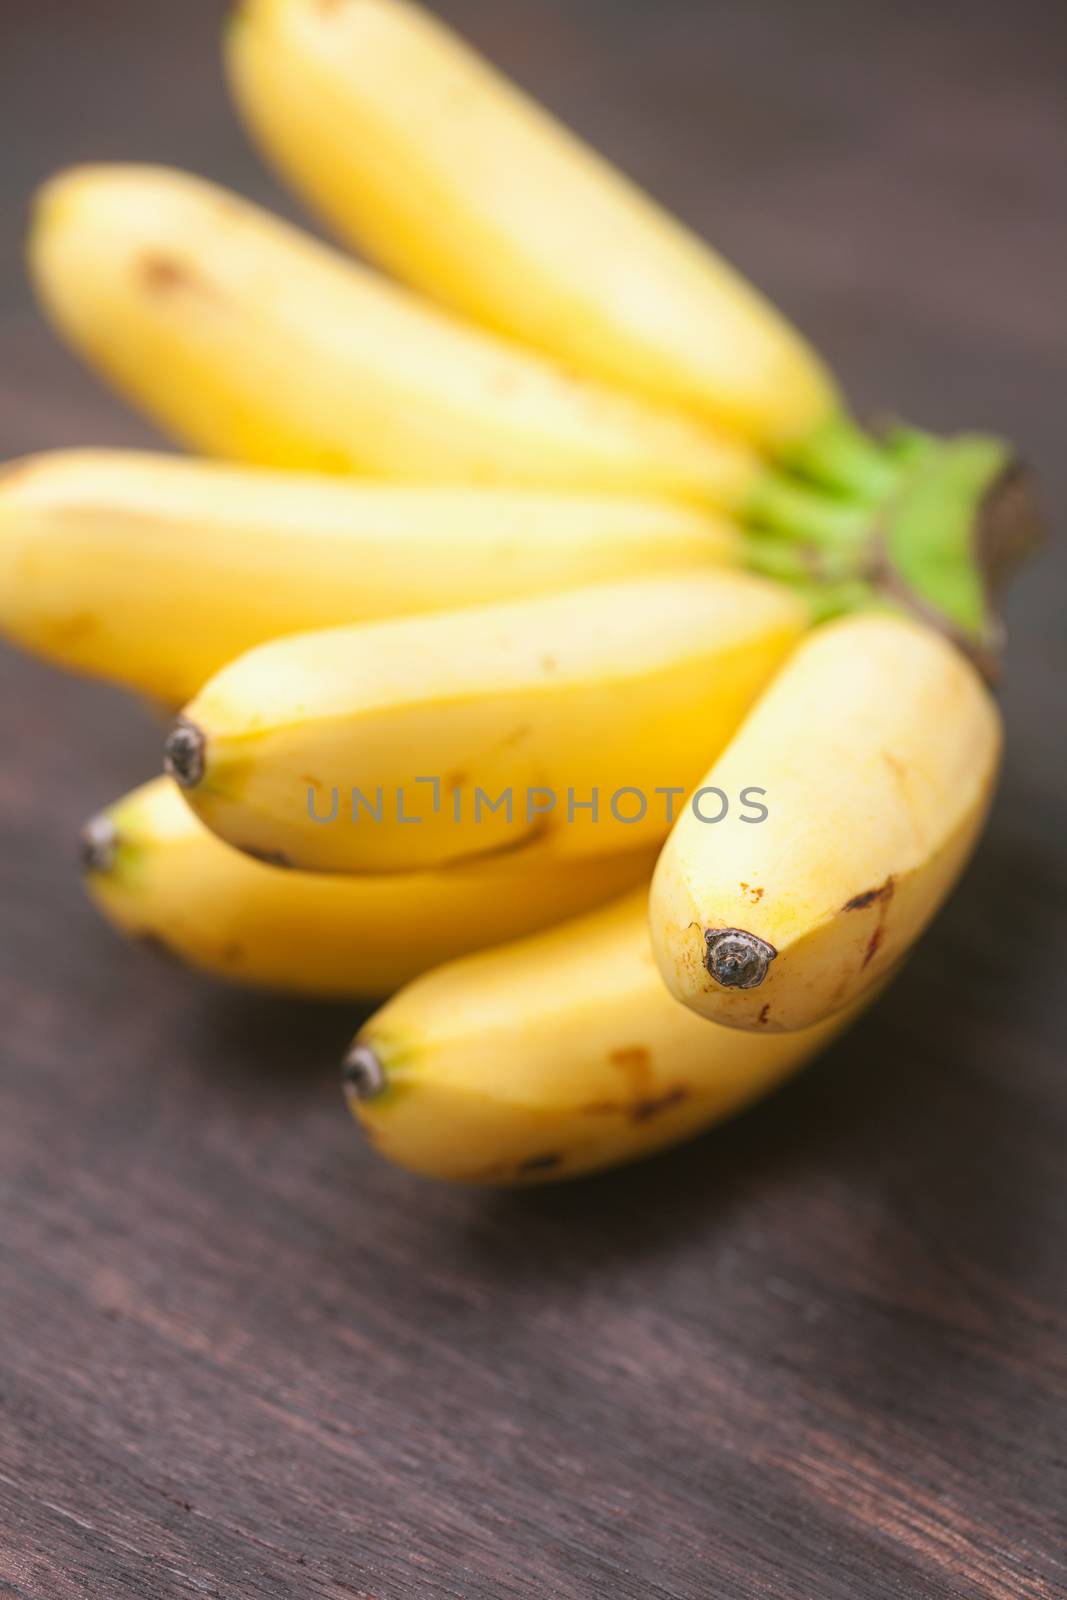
[1,2,1065,1596]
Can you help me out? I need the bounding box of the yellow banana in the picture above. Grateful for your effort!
[81,778,654,1000]
[0,447,735,704]
[649,614,1001,1033]
[227,0,892,492]
[28,164,760,505]
[164,569,806,874]
[343,890,875,1185]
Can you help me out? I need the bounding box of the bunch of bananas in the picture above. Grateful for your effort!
[2,0,1040,1184]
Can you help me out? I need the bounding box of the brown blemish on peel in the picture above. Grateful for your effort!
[582,1092,692,1122]
[843,876,896,912]
[609,1045,653,1101]
[137,930,184,966]
[844,889,880,912]
[739,882,765,903]
[629,1086,690,1123]
[862,925,885,969]
[239,844,294,870]
[587,1057,690,1122]
[516,1152,562,1174]
[610,1046,651,1070]
[841,875,896,973]
[51,612,97,643]
[220,942,244,965]
[139,252,217,300]
[444,770,467,794]
[758,1004,771,1025]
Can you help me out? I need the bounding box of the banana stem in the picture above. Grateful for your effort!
[781,413,903,504]
[879,422,939,471]
[747,472,871,548]
[879,435,1036,629]
[769,576,881,625]
[746,431,1043,676]
[741,532,862,585]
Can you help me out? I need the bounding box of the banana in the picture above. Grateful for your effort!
[227,0,895,494]
[0,448,735,704]
[28,165,762,506]
[649,613,1002,1033]
[342,889,875,1184]
[164,569,806,874]
[81,778,654,999]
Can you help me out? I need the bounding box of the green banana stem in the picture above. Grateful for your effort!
[879,422,939,471]
[877,434,1042,675]
[748,416,938,548]
[741,531,862,585]
[743,431,1043,679]
[793,578,882,624]
[781,413,904,504]
[746,472,870,548]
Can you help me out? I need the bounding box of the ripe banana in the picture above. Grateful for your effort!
[0,447,735,704]
[343,890,876,1184]
[650,613,1002,1033]
[28,164,763,506]
[227,0,894,494]
[81,778,654,999]
[164,569,806,874]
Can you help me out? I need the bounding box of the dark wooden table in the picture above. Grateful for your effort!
[2,3,1065,1596]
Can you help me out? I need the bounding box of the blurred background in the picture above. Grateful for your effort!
[1,4,1065,1599]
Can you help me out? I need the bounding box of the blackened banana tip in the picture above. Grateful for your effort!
[342,1043,388,1104]
[704,928,777,990]
[165,717,206,790]
[79,814,118,875]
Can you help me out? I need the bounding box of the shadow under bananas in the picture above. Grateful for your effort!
[403,805,1064,1434]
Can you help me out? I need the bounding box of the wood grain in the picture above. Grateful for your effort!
[1,2,1065,1596]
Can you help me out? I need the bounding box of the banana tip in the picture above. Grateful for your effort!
[704,928,777,989]
[342,1043,388,1104]
[164,717,206,790]
[80,814,118,875]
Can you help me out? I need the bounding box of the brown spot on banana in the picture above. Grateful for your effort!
[608,1045,653,1102]
[843,876,896,912]
[515,1153,563,1175]
[50,612,97,643]
[139,252,217,300]
[137,930,185,966]
[862,925,886,969]
[629,1086,690,1123]
[237,844,294,870]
